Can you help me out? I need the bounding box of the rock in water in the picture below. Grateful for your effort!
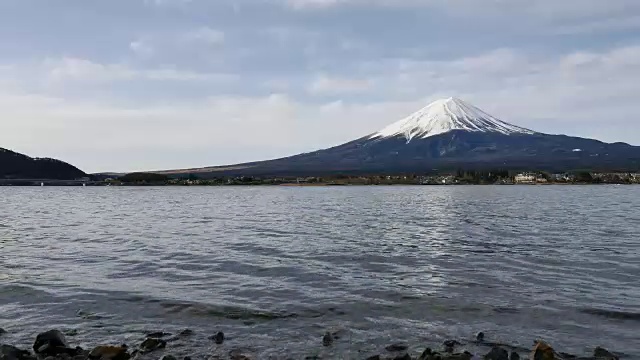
[33,330,70,356]
[476,332,485,343]
[531,341,555,360]
[593,347,619,360]
[418,348,433,360]
[393,354,411,360]
[64,330,78,337]
[146,332,170,338]
[0,328,7,336]
[444,340,461,348]
[228,349,251,360]
[213,332,225,345]
[322,332,333,347]
[485,347,509,360]
[160,356,177,360]
[386,344,409,352]
[139,338,166,354]
[509,352,520,360]
[446,354,473,360]
[88,346,130,360]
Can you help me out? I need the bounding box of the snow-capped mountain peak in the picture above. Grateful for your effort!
[370,97,535,141]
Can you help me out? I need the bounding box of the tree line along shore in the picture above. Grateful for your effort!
[2,170,639,186]
[95,170,640,186]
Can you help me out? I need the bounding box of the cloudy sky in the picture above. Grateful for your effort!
[1,0,640,172]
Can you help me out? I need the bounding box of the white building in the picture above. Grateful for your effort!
[514,173,536,183]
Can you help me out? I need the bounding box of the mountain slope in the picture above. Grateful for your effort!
[0,147,86,179]
[162,98,640,177]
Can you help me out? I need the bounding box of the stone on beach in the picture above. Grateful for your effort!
[33,330,75,357]
[484,346,509,360]
[418,347,473,360]
[593,347,618,360]
[88,346,130,360]
[531,341,555,360]
[139,338,167,354]
[1,345,34,360]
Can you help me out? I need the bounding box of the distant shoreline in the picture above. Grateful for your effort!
[3,171,640,187]
[2,182,638,187]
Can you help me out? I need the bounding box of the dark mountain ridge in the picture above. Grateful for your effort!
[0,147,86,180]
[164,131,640,178]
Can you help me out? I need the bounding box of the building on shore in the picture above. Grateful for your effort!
[514,173,536,184]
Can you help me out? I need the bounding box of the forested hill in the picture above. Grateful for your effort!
[0,147,86,179]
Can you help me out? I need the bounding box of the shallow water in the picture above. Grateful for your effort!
[0,186,639,358]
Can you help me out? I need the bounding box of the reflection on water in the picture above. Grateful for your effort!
[0,186,639,358]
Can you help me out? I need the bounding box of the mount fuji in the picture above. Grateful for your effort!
[165,97,640,176]
[371,97,535,141]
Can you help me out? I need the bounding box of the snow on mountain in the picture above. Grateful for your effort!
[370,97,535,142]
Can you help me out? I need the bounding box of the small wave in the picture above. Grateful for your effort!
[581,308,640,321]
[76,309,110,320]
[467,249,496,254]
[0,284,52,298]
[157,301,326,321]
[493,306,520,314]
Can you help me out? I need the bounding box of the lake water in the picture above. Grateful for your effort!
[1,186,639,359]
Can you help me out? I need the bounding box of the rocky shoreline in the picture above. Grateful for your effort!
[0,327,622,360]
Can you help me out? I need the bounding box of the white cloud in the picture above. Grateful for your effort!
[285,0,344,9]
[185,27,225,44]
[281,0,640,29]
[553,15,640,34]
[129,39,154,56]
[144,0,192,6]
[43,57,235,83]
[0,92,302,172]
[308,75,372,95]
